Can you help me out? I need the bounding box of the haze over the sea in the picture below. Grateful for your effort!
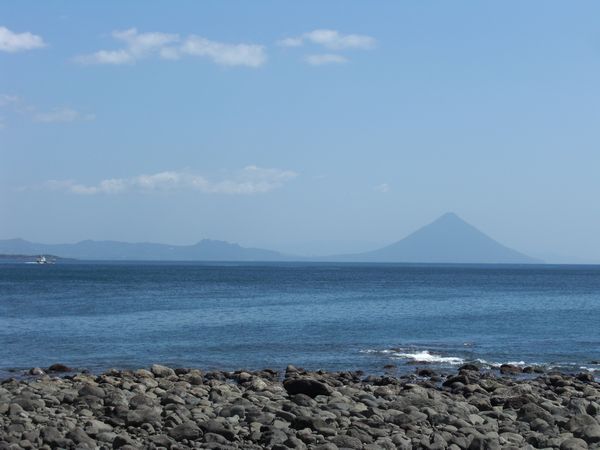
[2,1,600,263]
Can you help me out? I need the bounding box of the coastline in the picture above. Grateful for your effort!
[1,365,599,449]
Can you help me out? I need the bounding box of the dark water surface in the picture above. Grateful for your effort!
[1,262,599,379]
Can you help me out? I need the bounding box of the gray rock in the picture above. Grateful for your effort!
[283,378,332,398]
[576,372,594,383]
[168,422,202,441]
[84,419,113,435]
[66,427,96,448]
[112,433,136,448]
[260,427,288,446]
[500,364,523,375]
[46,363,72,373]
[41,426,69,447]
[199,419,236,440]
[518,403,556,425]
[151,364,176,378]
[126,406,162,426]
[161,393,185,405]
[581,424,600,443]
[284,436,308,449]
[329,434,363,449]
[468,433,501,450]
[78,383,106,398]
[314,444,339,450]
[148,434,175,447]
[204,432,232,445]
[220,405,246,418]
[567,414,598,434]
[12,396,43,411]
[0,366,599,450]
[560,437,589,450]
[129,393,159,409]
[97,431,117,443]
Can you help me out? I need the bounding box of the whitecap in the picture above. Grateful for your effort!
[360,348,396,355]
[392,350,464,365]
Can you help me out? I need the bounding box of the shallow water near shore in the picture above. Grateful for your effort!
[1,262,599,379]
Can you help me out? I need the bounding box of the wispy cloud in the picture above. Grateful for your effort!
[278,29,376,50]
[278,29,375,65]
[40,166,297,195]
[0,26,46,53]
[0,94,94,126]
[34,107,95,123]
[374,183,390,193]
[180,36,266,67]
[304,54,348,66]
[0,94,20,107]
[76,28,267,67]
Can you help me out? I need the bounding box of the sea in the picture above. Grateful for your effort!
[1,262,599,380]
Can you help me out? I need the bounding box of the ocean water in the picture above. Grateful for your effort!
[1,262,599,379]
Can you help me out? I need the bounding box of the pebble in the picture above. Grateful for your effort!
[0,365,598,448]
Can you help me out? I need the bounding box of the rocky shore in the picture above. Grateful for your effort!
[1,364,599,449]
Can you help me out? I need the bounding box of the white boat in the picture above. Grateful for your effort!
[35,256,54,264]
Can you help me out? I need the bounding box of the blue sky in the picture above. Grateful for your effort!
[1,1,600,261]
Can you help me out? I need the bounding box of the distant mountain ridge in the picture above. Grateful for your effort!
[0,213,540,263]
[0,238,290,261]
[331,212,540,263]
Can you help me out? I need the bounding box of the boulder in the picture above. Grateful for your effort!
[560,437,589,450]
[151,364,176,377]
[500,364,522,375]
[28,367,44,376]
[112,433,136,448]
[126,406,162,426]
[284,377,332,398]
[576,372,595,383]
[79,383,106,398]
[168,422,202,441]
[47,363,72,373]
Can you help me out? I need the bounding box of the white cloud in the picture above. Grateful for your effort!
[75,29,178,65]
[278,37,303,48]
[43,166,297,195]
[0,94,20,106]
[181,36,266,67]
[76,28,266,67]
[374,183,390,193]
[279,29,376,50]
[0,26,46,53]
[0,94,94,125]
[304,54,348,66]
[34,107,95,123]
[113,28,179,54]
[77,49,133,65]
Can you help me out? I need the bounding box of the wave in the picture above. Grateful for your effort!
[361,348,464,365]
[361,347,600,374]
[394,351,464,365]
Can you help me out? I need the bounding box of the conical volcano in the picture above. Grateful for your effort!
[341,212,539,263]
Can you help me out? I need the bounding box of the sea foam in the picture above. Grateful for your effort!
[361,348,465,365]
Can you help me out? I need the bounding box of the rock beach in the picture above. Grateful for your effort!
[0,366,598,449]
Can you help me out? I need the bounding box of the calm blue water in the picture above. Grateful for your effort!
[1,262,599,379]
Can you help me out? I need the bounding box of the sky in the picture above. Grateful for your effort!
[1,1,600,262]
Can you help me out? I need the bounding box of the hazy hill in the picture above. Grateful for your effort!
[329,212,540,263]
[0,238,290,261]
[0,213,539,263]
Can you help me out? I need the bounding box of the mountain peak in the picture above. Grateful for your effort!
[344,213,539,264]
[432,212,464,224]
